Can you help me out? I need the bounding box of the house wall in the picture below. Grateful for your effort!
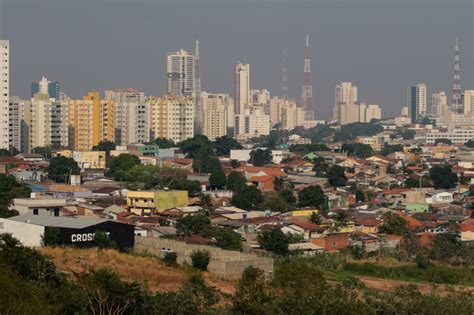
[0,219,44,247]
[134,237,273,279]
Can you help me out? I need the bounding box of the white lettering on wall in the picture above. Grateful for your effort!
[70,231,111,243]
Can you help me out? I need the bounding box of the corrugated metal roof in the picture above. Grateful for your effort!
[8,214,109,229]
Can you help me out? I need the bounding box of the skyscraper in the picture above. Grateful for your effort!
[234,63,250,115]
[201,92,232,141]
[167,49,195,97]
[431,91,447,118]
[407,83,426,121]
[0,40,9,149]
[463,90,474,116]
[31,76,60,100]
[335,82,358,104]
[452,38,462,114]
[301,34,314,120]
[194,38,203,133]
[68,91,101,151]
[333,82,358,124]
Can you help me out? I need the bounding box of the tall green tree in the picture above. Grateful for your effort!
[47,156,80,183]
[249,149,272,166]
[230,185,263,210]
[212,135,242,156]
[429,164,458,189]
[0,175,31,218]
[378,212,408,235]
[192,146,221,173]
[179,135,211,158]
[227,171,247,192]
[107,154,140,181]
[260,195,288,212]
[298,185,326,208]
[327,165,347,187]
[92,140,116,156]
[209,169,226,189]
[341,143,374,158]
[154,137,175,149]
[279,189,296,205]
[258,229,289,256]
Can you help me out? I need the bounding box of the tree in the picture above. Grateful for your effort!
[355,189,365,202]
[154,137,175,149]
[310,212,322,224]
[94,230,118,249]
[298,185,326,208]
[327,165,347,187]
[260,195,288,212]
[429,164,458,189]
[227,171,247,192]
[92,140,116,156]
[334,122,383,142]
[176,214,210,235]
[179,135,211,158]
[230,185,263,210]
[381,144,404,156]
[313,162,329,177]
[279,189,296,205]
[32,146,53,159]
[378,212,408,235]
[0,149,12,156]
[191,250,211,271]
[192,146,221,173]
[47,156,80,183]
[401,130,416,140]
[212,135,242,156]
[405,176,432,188]
[273,177,285,192]
[107,154,140,181]
[258,229,289,256]
[0,175,31,218]
[429,233,468,264]
[163,252,178,266]
[435,138,452,145]
[209,169,226,189]
[41,227,61,247]
[214,228,242,250]
[230,159,240,168]
[249,149,272,166]
[465,139,474,148]
[341,143,374,158]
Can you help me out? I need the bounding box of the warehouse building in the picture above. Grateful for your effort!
[0,215,134,249]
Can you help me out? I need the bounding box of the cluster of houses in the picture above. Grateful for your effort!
[1,140,474,255]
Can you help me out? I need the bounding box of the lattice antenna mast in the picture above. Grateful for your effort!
[301,34,314,119]
[194,34,203,131]
[281,48,289,100]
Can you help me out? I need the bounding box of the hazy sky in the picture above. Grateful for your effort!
[0,0,473,118]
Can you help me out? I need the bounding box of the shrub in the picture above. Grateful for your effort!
[163,252,178,266]
[191,250,211,271]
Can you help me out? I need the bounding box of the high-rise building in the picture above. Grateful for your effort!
[251,89,270,106]
[235,108,270,138]
[364,104,382,122]
[201,92,231,141]
[234,63,250,115]
[0,40,9,149]
[23,93,69,152]
[269,97,304,130]
[149,95,194,143]
[31,76,60,100]
[68,91,101,151]
[333,82,358,124]
[335,82,358,104]
[8,96,22,152]
[407,83,426,121]
[105,89,148,146]
[452,38,462,114]
[167,49,195,97]
[463,90,474,116]
[431,91,447,118]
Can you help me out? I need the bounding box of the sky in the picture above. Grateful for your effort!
[0,0,472,119]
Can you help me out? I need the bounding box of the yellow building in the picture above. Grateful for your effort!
[126,190,188,216]
[73,151,106,169]
[68,91,101,151]
[100,98,116,143]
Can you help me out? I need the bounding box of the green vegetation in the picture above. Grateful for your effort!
[0,174,31,218]
[435,138,452,145]
[153,137,175,149]
[341,143,374,158]
[258,229,290,256]
[279,189,296,205]
[47,156,81,183]
[92,140,116,156]
[107,153,140,181]
[41,227,61,247]
[430,164,458,189]
[298,185,326,209]
[230,185,263,210]
[378,212,408,235]
[327,165,347,187]
[227,171,247,192]
[381,144,404,156]
[260,195,288,212]
[209,168,227,189]
[289,143,330,154]
[334,122,383,142]
[213,135,242,156]
[93,230,118,249]
[163,252,178,266]
[401,129,416,140]
[249,148,272,166]
[191,250,211,271]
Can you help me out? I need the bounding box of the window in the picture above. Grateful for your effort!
[33,208,39,215]
[54,208,60,217]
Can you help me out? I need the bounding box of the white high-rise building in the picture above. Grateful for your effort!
[167,50,195,97]
[149,95,194,143]
[201,92,232,140]
[251,89,270,106]
[416,83,427,116]
[335,82,358,104]
[105,89,149,146]
[234,63,250,115]
[364,104,382,122]
[8,97,22,152]
[431,91,447,118]
[333,82,358,123]
[0,40,9,149]
[22,93,69,152]
[463,90,474,116]
[235,108,270,139]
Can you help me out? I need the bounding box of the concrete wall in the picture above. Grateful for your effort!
[0,219,44,247]
[135,236,273,279]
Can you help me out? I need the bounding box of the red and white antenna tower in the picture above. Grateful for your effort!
[194,34,203,132]
[281,48,288,100]
[301,34,314,120]
[452,37,462,114]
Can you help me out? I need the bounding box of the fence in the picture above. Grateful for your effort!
[134,236,273,279]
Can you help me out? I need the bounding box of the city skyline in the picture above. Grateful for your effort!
[0,0,473,119]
